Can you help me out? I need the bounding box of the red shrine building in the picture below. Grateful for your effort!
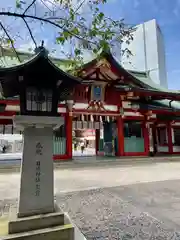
[1,48,180,160]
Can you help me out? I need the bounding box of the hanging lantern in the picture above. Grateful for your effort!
[120,95,126,100]
[106,116,110,122]
[131,102,139,111]
[146,110,152,116]
[119,107,124,116]
[127,92,134,97]
[66,100,74,116]
[90,115,94,122]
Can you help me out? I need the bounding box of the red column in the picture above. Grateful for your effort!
[95,129,100,155]
[152,123,157,153]
[66,113,73,159]
[143,121,149,155]
[167,122,173,154]
[117,116,124,156]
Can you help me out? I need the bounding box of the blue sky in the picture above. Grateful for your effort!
[1,0,180,90]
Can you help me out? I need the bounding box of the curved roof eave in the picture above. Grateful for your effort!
[0,48,81,84]
[153,99,180,111]
[77,49,180,95]
[77,49,156,89]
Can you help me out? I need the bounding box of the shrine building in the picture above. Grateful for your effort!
[0,47,180,160]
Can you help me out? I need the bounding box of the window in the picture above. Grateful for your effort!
[124,121,142,138]
[26,88,52,112]
[173,128,180,145]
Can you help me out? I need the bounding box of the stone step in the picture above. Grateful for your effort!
[1,224,74,240]
[9,212,65,234]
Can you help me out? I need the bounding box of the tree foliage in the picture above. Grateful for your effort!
[0,0,134,67]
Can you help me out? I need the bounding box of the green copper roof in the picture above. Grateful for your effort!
[128,70,180,94]
[153,99,180,111]
[0,47,75,71]
[1,47,180,105]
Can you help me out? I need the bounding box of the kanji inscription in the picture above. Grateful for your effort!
[35,142,43,196]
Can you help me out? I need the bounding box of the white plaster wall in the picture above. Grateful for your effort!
[121,19,168,88]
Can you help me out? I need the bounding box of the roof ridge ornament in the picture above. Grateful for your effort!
[34,40,49,56]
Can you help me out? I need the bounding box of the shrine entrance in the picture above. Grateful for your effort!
[0,124,23,154]
[72,114,118,158]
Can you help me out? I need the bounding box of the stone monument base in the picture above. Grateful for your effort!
[1,206,86,240]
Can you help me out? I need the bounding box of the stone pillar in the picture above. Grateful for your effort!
[13,115,64,218]
[18,127,54,217]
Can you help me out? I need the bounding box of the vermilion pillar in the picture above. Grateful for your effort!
[117,116,124,156]
[95,129,100,155]
[143,121,150,155]
[65,113,73,159]
[167,122,173,154]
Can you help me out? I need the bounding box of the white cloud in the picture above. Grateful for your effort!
[18,39,49,52]
[18,41,35,53]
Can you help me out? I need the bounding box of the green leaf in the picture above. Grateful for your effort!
[97,12,104,21]
[62,31,71,40]
[89,29,97,37]
[69,9,75,21]
[5,39,13,46]
[71,27,80,35]
[99,40,109,51]
[56,36,65,44]
[16,0,21,8]
[74,49,81,56]
[93,48,98,54]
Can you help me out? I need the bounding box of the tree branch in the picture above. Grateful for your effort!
[22,18,37,48]
[0,11,96,45]
[23,0,37,14]
[0,22,21,62]
[40,0,54,12]
[74,0,86,14]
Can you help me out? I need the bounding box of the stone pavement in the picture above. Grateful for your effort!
[56,185,180,239]
[1,162,180,239]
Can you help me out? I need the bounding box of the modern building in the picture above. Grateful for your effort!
[121,19,168,88]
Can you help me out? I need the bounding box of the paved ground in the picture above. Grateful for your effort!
[2,162,180,239]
